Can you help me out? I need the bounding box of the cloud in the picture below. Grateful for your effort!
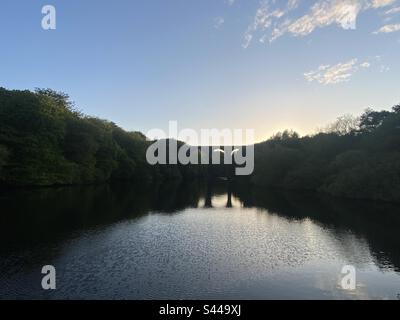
[288,0,300,10]
[287,1,363,36]
[243,0,298,47]
[371,0,397,8]
[384,6,400,14]
[214,17,225,29]
[243,0,399,47]
[373,23,400,33]
[304,58,372,85]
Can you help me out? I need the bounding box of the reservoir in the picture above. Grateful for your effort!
[1,181,399,300]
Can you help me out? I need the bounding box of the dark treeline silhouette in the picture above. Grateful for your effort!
[0,87,203,187]
[251,106,400,202]
[1,87,399,202]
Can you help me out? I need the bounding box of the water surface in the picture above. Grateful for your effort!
[1,181,400,300]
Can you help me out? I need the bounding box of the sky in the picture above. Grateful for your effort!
[0,0,399,142]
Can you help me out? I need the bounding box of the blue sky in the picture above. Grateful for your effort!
[0,0,399,142]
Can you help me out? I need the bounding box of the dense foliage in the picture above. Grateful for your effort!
[252,106,400,202]
[1,87,399,202]
[0,88,202,186]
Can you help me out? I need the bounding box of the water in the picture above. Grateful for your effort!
[1,181,400,300]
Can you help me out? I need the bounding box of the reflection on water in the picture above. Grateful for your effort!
[0,180,400,300]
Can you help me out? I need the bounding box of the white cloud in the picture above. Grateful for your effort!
[304,58,372,85]
[288,0,363,36]
[243,0,399,47]
[385,6,400,14]
[288,0,300,10]
[373,23,400,33]
[243,0,299,47]
[380,65,391,71]
[243,33,253,48]
[371,0,397,8]
[360,61,371,67]
[214,17,225,29]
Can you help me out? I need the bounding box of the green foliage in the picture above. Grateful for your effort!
[1,87,399,202]
[252,106,400,202]
[0,87,199,187]
[0,144,9,175]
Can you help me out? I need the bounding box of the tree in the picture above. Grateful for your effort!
[325,114,359,136]
[271,130,299,141]
[359,108,390,133]
[0,145,9,173]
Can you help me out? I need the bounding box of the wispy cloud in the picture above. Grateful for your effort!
[288,0,300,10]
[384,6,400,14]
[304,58,371,85]
[287,1,363,35]
[243,0,399,48]
[373,23,400,33]
[371,0,397,8]
[243,0,298,48]
[214,17,225,29]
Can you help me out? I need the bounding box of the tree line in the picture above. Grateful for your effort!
[1,87,399,202]
[251,105,400,202]
[0,88,202,187]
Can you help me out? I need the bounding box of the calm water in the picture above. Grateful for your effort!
[1,181,400,300]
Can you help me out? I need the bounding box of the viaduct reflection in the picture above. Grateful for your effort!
[204,178,233,209]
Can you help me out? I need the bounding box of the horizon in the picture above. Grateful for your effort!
[0,84,397,144]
